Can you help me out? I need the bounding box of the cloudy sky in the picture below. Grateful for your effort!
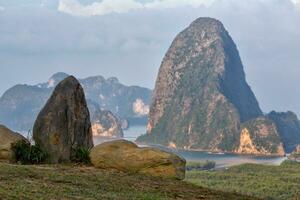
[0,0,300,115]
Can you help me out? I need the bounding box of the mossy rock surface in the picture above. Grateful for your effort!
[90,140,186,180]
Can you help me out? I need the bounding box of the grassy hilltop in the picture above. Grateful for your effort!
[0,162,255,200]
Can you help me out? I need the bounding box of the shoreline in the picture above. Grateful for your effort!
[135,141,287,158]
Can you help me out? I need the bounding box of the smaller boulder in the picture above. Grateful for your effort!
[0,125,26,160]
[90,140,186,180]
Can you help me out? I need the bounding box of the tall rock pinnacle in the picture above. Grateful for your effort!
[138,18,284,155]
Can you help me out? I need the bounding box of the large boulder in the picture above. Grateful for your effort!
[90,140,186,180]
[0,125,26,160]
[33,76,93,163]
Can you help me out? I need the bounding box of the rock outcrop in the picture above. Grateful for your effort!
[137,17,284,155]
[236,117,285,156]
[90,140,186,180]
[0,125,26,160]
[91,110,123,138]
[33,76,93,163]
[289,145,300,161]
[267,111,300,153]
[88,100,123,137]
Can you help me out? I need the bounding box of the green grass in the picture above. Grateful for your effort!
[186,161,216,171]
[0,162,256,200]
[186,160,300,200]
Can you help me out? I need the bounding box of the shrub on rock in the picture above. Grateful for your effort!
[11,140,47,164]
[71,147,91,164]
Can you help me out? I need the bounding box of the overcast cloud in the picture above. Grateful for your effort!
[0,0,300,116]
[58,0,215,16]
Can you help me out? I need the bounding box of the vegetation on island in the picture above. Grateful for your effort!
[185,160,300,200]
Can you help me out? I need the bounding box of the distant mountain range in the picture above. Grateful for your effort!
[0,72,152,131]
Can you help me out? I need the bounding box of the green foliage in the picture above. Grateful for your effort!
[11,140,47,164]
[281,159,300,166]
[186,161,216,171]
[71,147,91,164]
[186,161,300,200]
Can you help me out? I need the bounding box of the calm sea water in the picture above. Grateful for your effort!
[123,125,147,141]
[93,125,147,144]
[22,126,286,168]
[177,150,286,168]
[121,126,287,168]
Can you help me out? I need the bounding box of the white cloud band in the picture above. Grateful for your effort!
[58,0,215,16]
[291,0,300,4]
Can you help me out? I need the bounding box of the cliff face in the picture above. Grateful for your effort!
[267,111,300,153]
[146,18,261,134]
[137,17,283,155]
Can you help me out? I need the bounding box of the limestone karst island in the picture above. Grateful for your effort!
[0,1,300,200]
